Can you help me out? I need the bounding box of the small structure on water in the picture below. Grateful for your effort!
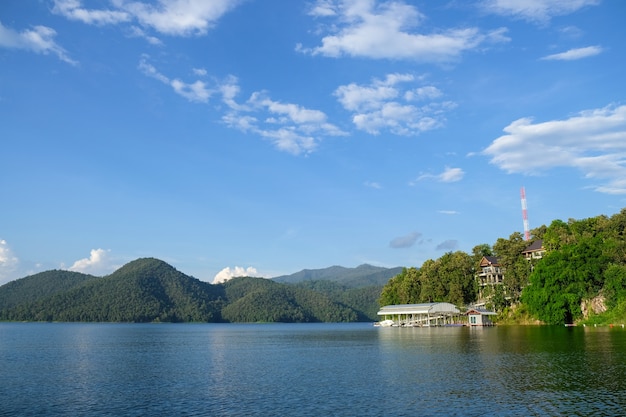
[377,303,462,327]
[466,307,496,326]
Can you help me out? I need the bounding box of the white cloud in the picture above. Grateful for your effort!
[364,181,382,189]
[438,210,460,215]
[138,58,345,155]
[53,0,240,37]
[114,0,239,36]
[300,0,508,62]
[482,104,626,194]
[541,45,602,61]
[0,239,19,285]
[222,86,347,155]
[69,249,117,276]
[0,21,77,65]
[334,74,456,135]
[193,67,208,76]
[139,55,213,102]
[481,0,600,24]
[412,166,465,184]
[389,232,422,249]
[213,266,261,284]
[52,0,131,25]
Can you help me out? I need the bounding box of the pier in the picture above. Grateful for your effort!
[376,303,463,327]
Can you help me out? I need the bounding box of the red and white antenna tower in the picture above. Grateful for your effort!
[520,186,530,241]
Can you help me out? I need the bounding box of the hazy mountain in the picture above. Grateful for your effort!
[272,264,403,288]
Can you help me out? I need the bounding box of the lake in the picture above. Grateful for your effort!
[1,323,625,416]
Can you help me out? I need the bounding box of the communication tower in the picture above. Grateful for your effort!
[520,186,530,241]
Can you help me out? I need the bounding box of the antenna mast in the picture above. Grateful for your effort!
[520,186,530,241]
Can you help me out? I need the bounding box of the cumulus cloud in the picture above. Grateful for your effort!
[0,21,77,65]
[389,232,422,249]
[436,240,458,251]
[541,45,602,61]
[411,166,465,184]
[299,0,508,62]
[334,73,456,135]
[213,266,261,284]
[482,104,626,194]
[52,0,240,37]
[0,239,19,285]
[69,249,117,276]
[481,0,600,24]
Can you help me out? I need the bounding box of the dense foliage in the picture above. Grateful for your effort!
[378,251,476,307]
[379,208,626,325]
[0,259,381,323]
[522,210,626,324]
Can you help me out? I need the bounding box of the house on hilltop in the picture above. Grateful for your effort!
[522,239,545,261]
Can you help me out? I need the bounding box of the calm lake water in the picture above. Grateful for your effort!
[1,323,625,416]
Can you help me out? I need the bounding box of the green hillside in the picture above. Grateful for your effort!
[0,270,97,310]
[0,258,224,322]
[221,277,360,322]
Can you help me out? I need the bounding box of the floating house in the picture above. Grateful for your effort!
[377,303,462,327]
[466,308,497,326]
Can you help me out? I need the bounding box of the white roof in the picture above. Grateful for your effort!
[377,302,460,316]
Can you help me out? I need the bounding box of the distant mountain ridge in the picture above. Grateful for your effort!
[272,264,403,288]
[0,258,395,323]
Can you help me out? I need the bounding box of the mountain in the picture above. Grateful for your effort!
[0,269,97,310]
[0,258,386,323]
[221,277,360,322]
[272,264,403,288]
[0,258,224,322]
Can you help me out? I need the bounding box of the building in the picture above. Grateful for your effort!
[522,239,545,261]
[377,303,462,327]
[477,256,504,299]
[466,308,497,326]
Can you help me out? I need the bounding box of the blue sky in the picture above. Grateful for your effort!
[1,0,625,285]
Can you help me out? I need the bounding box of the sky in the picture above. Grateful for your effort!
[1,0,625,285]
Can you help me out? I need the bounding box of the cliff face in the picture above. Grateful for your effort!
[581,294,607,319]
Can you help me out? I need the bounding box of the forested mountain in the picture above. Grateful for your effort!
[272,264,403,287]
[0,258,225,322]
[0,258,379,322]
[0,270,98,310]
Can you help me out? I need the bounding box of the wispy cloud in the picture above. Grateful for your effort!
[411,166,465,184]
[541,45,602,61]
[139,55,213,102]
[52,0,241,39]
[69,248,118,276]
[334,73,456,135]
[436,240,458,251]
[52,0,131,25]
[481,0,600,24]
[389,232,422,249]
[139,57,346,155]
[299,0,509,62]
[438,210,459,215]
[364,181,382,189]
[0,21,77,65]
[482,104,626,194]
